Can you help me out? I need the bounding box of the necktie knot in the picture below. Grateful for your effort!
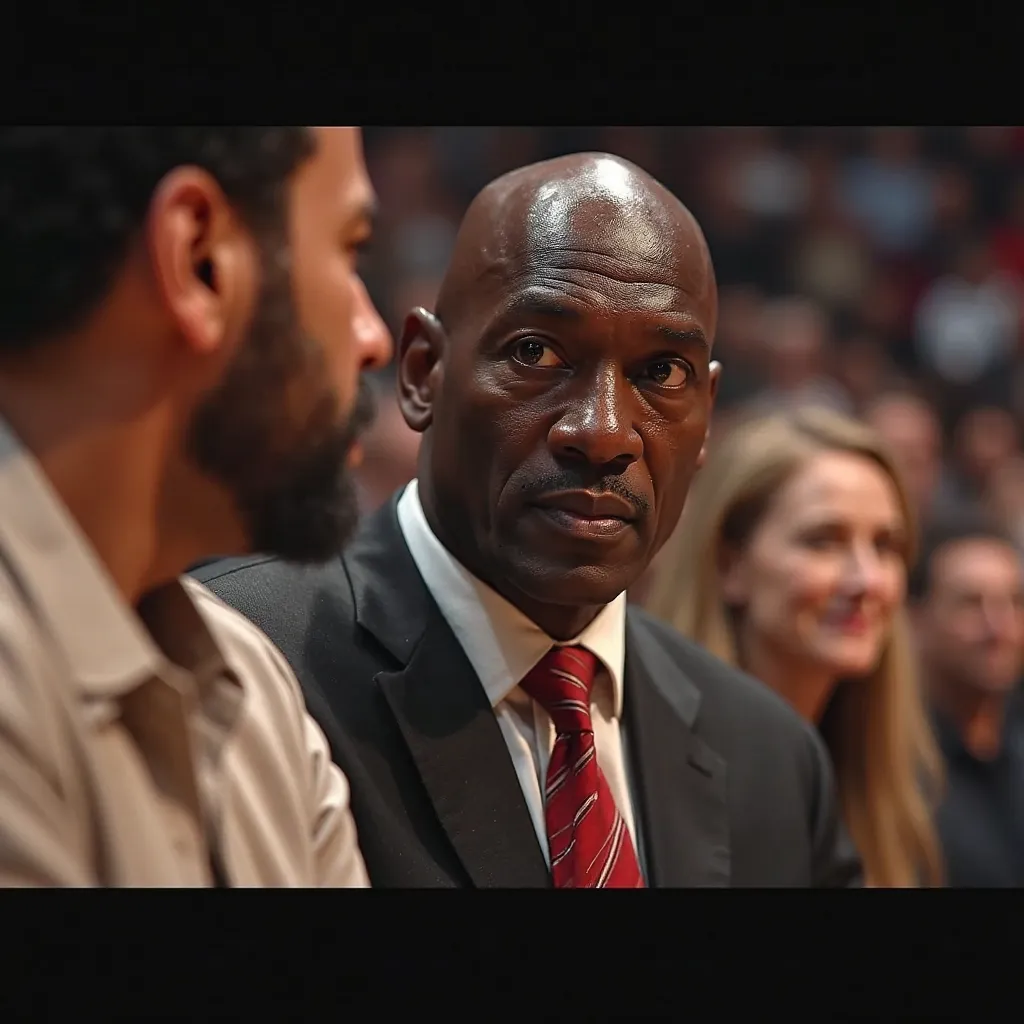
[520,645,597,734]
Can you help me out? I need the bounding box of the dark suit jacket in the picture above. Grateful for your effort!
[191,497,863,887]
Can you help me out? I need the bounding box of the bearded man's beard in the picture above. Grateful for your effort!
[186,243,374,563]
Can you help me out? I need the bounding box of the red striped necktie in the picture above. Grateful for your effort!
[520,645,645,888]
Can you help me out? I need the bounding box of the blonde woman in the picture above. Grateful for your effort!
[644,406,943,887]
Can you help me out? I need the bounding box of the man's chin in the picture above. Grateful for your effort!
[507,559,634,610]
[245,472,362,565]
[971,661,1023,695]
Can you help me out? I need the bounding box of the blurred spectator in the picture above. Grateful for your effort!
[854,266,920,374]
[945,406,1020,511]
[922,163,978,277]
[831,331,894,415]
[789,220,871,315]
[990,177,1024,283]
[840,128,935,256]
[789,140,870,313]
[695,138,786,294]
[365,130,458,228]
[913,234,1019,415]
[361,130,461,336]
[961,127,1020,227]
[910,519,1024,886]
[984,454,1024,553]
[728,127,808,222]
[432,127,554,209]
[800,133,846,225]
[742,296,853,415]
[712,284,768,411]
[864,390,944,525]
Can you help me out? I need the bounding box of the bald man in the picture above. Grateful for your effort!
[195,153,862,887]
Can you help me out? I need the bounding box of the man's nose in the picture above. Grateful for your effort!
[547,365,642,469]
[353,276,393,371]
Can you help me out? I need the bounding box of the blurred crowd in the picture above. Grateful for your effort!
[356,126,1024,547]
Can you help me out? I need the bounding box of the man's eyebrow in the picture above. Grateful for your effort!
[656,324,708,350]
[503,294,583,319]
[497,291,709,348]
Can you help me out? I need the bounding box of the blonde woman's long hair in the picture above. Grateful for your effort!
[645,406,943,887]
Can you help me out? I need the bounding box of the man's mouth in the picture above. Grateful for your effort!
[530,490,637,540]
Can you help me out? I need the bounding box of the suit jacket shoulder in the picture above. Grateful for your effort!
[626,603,862,887]
[627,604,821,747]
[190,555,362,685]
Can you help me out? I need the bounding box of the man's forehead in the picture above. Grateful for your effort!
[304,126,374,211]
[487,209,707,312]
[309,126,357,173]
[935,539,1023,590]
[524,157,677,218]
[514,166,696,265]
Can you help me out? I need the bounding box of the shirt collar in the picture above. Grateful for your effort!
[396,479,626,715]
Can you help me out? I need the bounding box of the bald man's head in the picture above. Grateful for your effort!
[436,152,716,336]
[397,152,720,639]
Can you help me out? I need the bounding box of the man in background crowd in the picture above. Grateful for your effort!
[910,518,1024,886]
[0,126,390,885]
[864,389,944,525]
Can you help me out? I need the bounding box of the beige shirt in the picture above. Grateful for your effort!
[0,418,369,887]
[396,480,644,872]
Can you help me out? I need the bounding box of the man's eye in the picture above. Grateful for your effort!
[512,338,564,368]
[645,359,690,388]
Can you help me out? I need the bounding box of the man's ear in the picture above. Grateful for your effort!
[145,166,257,361]
[697,360,722,470]
[397,306,446,434]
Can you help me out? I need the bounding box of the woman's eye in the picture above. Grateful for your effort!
[875,535,898,554]
[645,359,690,388]
[512,338,563,368]
[799,531,841,550]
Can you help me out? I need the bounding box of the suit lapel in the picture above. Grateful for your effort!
[348,499,550,888]
[624,614,731,887]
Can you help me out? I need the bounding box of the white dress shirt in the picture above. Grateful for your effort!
[396,480,643,872]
